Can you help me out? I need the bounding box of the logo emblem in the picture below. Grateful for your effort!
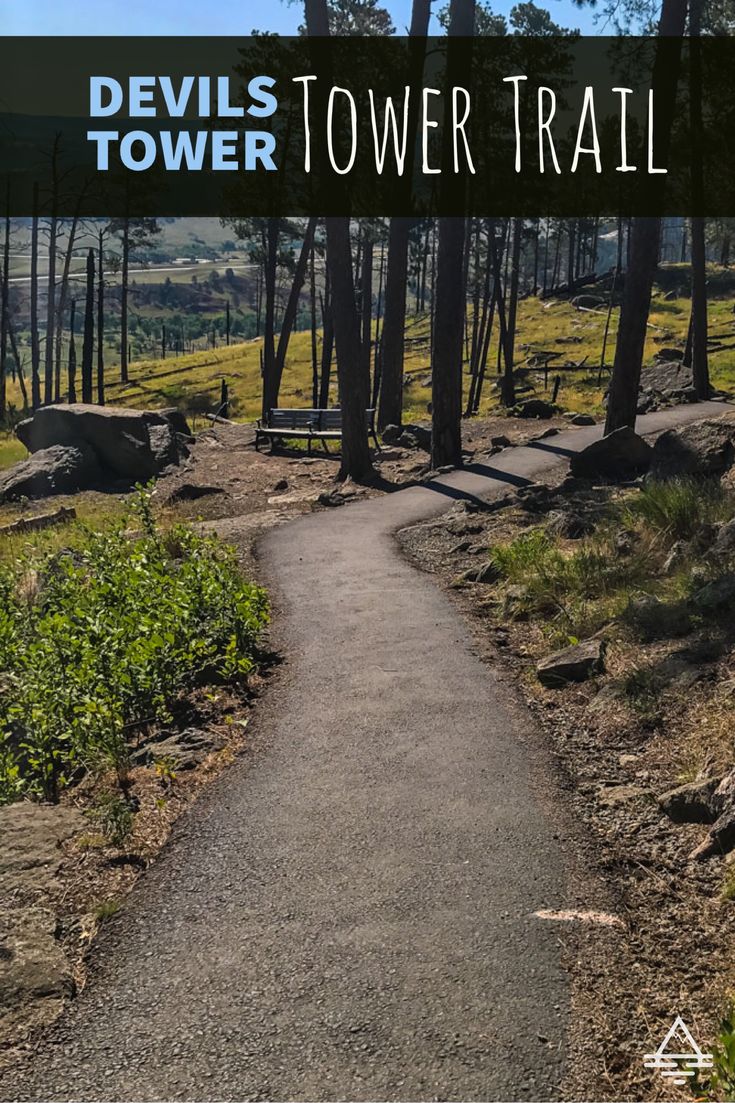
[644,1016,713,1086]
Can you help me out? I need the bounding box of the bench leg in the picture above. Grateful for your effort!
[308,437,312,456]
[321,439,330,455]
[372,430,380,451]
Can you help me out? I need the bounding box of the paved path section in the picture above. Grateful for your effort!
[2,403,728,1102]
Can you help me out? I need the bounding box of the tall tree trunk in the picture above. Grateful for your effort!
[54,208,82,402]
[44,220,57,404]
[274,216,317,399]
[305,0,373,479]
[8,319,29,413]
[506,218,523,381]
[310,239,319,407]
[0,183,9,423]
[97,230,105,404]
[360,234,374,397]
[81,249,94,404]
[326,217,373,478]
[120,219,130,383]
[604,0,687,433]
[431,0,475,467]
[376,0,432,429]
[260,218,279,418]
[30,182,41,410]
[68,299,77,404]
[689,0,709,400]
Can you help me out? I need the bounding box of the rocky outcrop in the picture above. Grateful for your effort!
[537,638,606,687]
[5,404,190,502]
[648,417,735,481]
[569,426,653,481]
[0,444,101,503]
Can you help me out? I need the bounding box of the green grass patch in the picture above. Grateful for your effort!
[0,488,269,804]
[625,478,733,540]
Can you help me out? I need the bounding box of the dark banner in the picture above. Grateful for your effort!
[0,36,732,216]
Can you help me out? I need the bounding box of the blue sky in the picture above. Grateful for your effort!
[6,0,600,36]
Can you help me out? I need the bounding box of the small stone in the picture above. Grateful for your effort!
[657,778,719,824]
[536,638,606,688]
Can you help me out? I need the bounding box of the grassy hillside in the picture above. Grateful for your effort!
[3,266,735,469]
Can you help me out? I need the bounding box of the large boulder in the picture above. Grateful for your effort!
[512,398,555,420]
[648,417,735,481]
[536,638,606,687]
[16,404,182,482]
[569,426,653,481]
[0,444,100,503]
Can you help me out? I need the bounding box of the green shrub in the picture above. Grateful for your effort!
[0,489,268,803]
[86,791,135,848]
[625,478,733,541]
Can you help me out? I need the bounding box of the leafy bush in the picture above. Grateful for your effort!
[625,478,733,541]
[0,489,268,803]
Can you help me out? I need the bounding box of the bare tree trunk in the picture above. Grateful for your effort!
[689,0,709,401]
[274,216,317,400]
[81,249,95,404]
[0,183,9,423]
[431,0,475,468]
[310,239,319,407]
[68,299,77,404]
[30,182,41,410]
[376,0,432,429]
[44,218,58,404]
[8,319,29,413]
[360,234,373,396]
[97,231,105,405]
[120,219,130,383]
[604,0,687,433]
[506,218,523,380]
[260,218,279,418]
[54,208,82,402]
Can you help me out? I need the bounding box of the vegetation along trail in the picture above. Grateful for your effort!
[3,401,728,1103]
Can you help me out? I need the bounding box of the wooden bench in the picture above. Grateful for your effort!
[255,408,380,454]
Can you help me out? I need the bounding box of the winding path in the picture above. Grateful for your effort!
[2,402,728,1102]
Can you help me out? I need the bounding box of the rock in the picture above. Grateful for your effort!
[512,398,555,420]
[0,908,74,1042]
[570,413,595,426]
[491,435,512,448]
[714,768,735,807]
[691,574,735,613]
[516,483,555,513]
[597,784,647,807]
[0,803,85,895]
[398,424,431,451]
[157,407,193,438]
[649,418,735,481]
[134,727,226,770]
[639,361,695,404]
[461,561,500,585]
[16,404,185,482]
[690,808,735,860]
[546,509,595,539]
[0,445,101,503]
[627,594,692,639]
[711,518,735,558]
[537,638,606,687]
[614,528,637,557]
[571,294,606,310]
[653,347,684,362]
[658,778,720,824]
[570,427,653,481]
[166,482,225,503]
[381,425,403,444]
